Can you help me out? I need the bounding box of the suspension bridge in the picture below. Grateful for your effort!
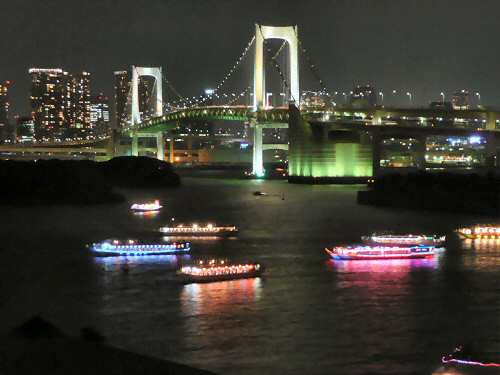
[3,24,500,180]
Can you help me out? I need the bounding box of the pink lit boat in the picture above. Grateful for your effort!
[325,244,435,260]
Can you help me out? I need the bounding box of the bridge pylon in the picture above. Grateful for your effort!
[131,66,163,126]
[254,24,300,111]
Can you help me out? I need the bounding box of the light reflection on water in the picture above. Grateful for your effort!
[93,254,191,271]
[327,256,441,273]
[463,238,500,252]
[181,278,262,316]
[5,177,500,375]
[132,210,160,218]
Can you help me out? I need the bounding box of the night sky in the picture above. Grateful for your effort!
[2,0,500,115]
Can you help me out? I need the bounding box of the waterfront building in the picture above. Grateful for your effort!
[429,101,453,110]
[113,70,130,130]
[350,85,377,108]
[29,68,69,140]
[452,90,470,110]
[15,116,35,143]
[29,68,92,140]
[72,71,91,131]
[90,93,110,135]
[138,77,156,122]
[0,81,10,142]
[301,91,328,110]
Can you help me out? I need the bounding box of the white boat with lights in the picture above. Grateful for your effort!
[89,239,190,256]
[177,260,262,283]
[159,223,238,236]
[457,225,500,239]
[325,244,435,260]
[130,200,162,212]
[362,233,446,246]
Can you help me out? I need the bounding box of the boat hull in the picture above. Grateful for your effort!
[92,249,189,256]
[90,244,190,256]
[325,247,434,260]
[177,270,262,284]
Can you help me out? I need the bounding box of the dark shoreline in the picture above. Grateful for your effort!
[0,157,180,206]
[357,172,500,215]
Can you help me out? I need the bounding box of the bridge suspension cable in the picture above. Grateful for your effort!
[172,36,255,109]
[294,29,331,96]
[224,86,252,106]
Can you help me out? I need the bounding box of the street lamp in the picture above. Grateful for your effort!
[475,92,481,106]
[379,91,384,104]
[406,92,412,105]
[440,92,445,103]
[342,92,347,104]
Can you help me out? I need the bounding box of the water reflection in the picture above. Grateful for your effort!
[181,278,262,316]
[132,210,160,218]
[326,256,440,273]
[460,239,500,269]
[94,254,191,272]
[462,238,500,252]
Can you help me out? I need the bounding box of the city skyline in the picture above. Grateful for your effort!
[2,0,500,116]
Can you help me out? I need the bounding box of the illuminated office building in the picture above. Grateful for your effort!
[90,93,110,135]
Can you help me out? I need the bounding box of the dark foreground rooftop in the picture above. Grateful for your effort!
[0,317,217,375]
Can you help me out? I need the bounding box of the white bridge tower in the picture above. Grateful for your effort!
[131,66,163,125]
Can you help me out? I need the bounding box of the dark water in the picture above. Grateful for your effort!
[1,177,500,375]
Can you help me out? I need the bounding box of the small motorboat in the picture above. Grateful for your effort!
[253,191,267,196]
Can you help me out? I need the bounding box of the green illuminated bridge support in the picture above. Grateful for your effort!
[130,106,292,175]
[288,104,500,183]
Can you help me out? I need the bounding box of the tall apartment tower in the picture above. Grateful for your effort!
[29,68,69,139]
[72,71,91,130]
[114,70,130,130]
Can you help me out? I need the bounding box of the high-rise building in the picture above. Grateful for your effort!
[114,70,130,130]
[29,68,69,140]
[29,68,93,140]
[138,76,155,121]
[0,81,10,142]
[15,116,35,143]
[350,85,377,108]
[72,72,91,130]
[90,93,110,135]
[452,89,470,110]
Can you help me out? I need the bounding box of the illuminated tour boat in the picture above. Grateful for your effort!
[325,244,435,260]
[362,233,446,246]
[130,200,162,212]
[457,225,500,239]
[159,223,238,236]
[177,259,262,283]
[89,239,190,256]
